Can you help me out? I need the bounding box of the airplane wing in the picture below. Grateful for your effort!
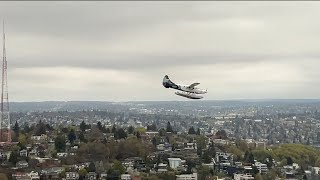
[188,83,200,89]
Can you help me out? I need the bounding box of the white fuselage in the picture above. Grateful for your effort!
[177,84,207,94]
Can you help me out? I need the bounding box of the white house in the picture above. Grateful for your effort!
[168,158,182,170]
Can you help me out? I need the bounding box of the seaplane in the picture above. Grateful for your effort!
[162,75,207,99]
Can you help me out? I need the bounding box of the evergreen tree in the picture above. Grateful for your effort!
[35,120,46,135]
[115,128,127,140]
[13,121,19,134]
[196,128,201,135]
[97,121,103,131]
[159,128,166,136]
[88,162,96,172]
[166,121,173,132]
[68,129,77,144]
[188,126,196,134]
[136,131,141,139]
[80,120,86,132]
[9,150,18,165]
[55,135,66,152]
[128,126,134,134]
[287,157,293,165]
[106,128,110,134]
[152,137,157,147]
[79,132,87,143]
[112,125,117,134]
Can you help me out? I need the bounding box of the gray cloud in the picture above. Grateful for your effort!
[1,1,320,101]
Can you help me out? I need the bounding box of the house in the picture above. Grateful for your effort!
[85,172,97,180]
[255,162,268,174]
[20,149,28,157]
[0,151,7,160]
[234,173,254,180]
[176,173,198,180]
[28,171,40,179]
[66,172,79,180]
[31,134,48,143]
[184,143,197,150]
[16,160,29,168]
[121,174,131,180]
[157,163,168,173]
[168,158,182,170]
[100,173,108,180]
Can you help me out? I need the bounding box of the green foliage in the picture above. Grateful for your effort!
[273,144,320,167]
[35,120,46,135]
[166,121,173,132]
[115,128,127,140]
[8,151,18,165]
[68,129,76,144]
[196,128,201,135]
[188,126,196,134]
[80,120,87,132]
[147,123,157,131]
[87,162,96,172]
[128,126,134,134]
[0,173,8,180]
[215,129,227,139]
[255,173,262,180]
[79,168,88,177]
[197,165,211,180]
[55,135,66,152]
[13,121,19,134]
[252,149,276,163]
[79,132,87,143]
[224,145,243,161]
[112,160,125,174]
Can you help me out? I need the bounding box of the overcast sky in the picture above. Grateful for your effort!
[1,1,320,102]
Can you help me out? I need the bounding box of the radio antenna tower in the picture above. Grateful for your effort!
[0,21,11,143]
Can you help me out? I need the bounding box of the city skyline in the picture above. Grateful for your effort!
[1,2,320,101]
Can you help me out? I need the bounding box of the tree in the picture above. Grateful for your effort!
[166,121,173,132]
[246,152,255,164]
[79,168,88,179]
[55,135,66,152]
[196,128,201,135]
[152,137,157,147]
[112,125,117,134]
[287,157,293,165]
[215,129,227,139]
[88,162,96,172]
[35,120,46,135]
[255,173,263,180]
[97,121,103,131]
[128,126,134,134]
[159,128,166,136]
[136,131,141,139]
[13,121,19,135]
[147,123,157,131]
[0,173,8,180]
[112,160,126,174]
[188,127,196,134]
[203,151,212,163]
[68,129,77,144]
[115,128,127,140]
[80,120,86,132]
[9,151,18,165]
[79,132,87,143]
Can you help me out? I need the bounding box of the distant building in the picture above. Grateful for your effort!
[176,173,198,180]
[121,174,131,180]
[66,172,79,180]
[234,173,254,180]
[168,158,182,170]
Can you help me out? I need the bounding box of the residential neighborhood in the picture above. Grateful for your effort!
[0,100,320,180]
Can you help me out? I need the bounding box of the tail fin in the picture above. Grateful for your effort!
[163,75,175,88]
